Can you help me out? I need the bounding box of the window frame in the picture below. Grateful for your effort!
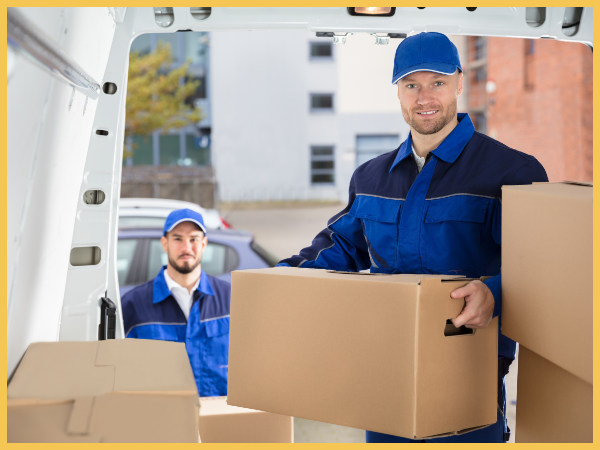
[309,41,334,61]
[309,93,335,114]
[310,145,336,185]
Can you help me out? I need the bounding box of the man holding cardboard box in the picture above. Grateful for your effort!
[277,32,548,443]
[122,209,231,398]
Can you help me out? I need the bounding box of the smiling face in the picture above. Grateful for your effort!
[161,221,208,275]
[397,70,463,136]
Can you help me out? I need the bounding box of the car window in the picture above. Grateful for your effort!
[147,238,235,281]
[251,240,279,267]
[116,239,140,286]
[119,216,168,228]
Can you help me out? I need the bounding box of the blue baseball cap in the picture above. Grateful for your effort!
[163,208,207,236]
[392,32,462,85]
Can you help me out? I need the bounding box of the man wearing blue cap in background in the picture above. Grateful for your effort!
[122,208,231,397]
[277,32,548,442]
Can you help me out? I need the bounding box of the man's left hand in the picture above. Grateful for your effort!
[450,280,495,329]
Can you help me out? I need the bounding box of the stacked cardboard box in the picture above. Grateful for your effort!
[228,268,499,439]
[502,181,592,443]
[7,339,200,443]
[199,396,293,442]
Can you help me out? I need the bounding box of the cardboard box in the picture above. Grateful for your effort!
[227,268,499,439]
[502,181,592,385]
[199,396,293,443]
[7,339,200,443]
[515,346,592,443]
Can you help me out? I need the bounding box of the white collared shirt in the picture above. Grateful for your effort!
[163,269,200,320]
[411,141,427,173]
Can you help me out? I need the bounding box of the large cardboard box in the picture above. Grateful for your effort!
[228,268,499,439]
[515,346,592,443]
[501,181,593,443]
[7,339,200,443]
[502,181,592,385]
[199,396,293,443]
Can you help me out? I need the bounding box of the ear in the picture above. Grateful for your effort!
[161,235,168,254]
[456,71,464,97]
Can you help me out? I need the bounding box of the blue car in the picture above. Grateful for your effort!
[117,227,276,296]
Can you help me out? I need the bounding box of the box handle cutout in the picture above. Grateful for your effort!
[444,319,475,337]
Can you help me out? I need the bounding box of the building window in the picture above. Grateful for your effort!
[311,146,335,184]
[310,94,334,112]
[356,135,400,167]
[472,112,487,134]
[524,40,535,90]
[310,42,333,60]
[472,67,487,83]
[473,36,487,61]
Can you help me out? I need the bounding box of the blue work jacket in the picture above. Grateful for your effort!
[279,114,548,360]
[121,267,231,397]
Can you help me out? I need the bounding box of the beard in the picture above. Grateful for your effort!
[168,254,202,275]
[401,100,457,136]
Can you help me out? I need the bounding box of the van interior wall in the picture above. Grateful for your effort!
[6,7,116,377]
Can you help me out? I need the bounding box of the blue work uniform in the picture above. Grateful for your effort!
[278,114,548,442]
[121,267,231,397]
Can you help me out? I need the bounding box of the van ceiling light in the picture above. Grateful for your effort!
[348,7,395,16]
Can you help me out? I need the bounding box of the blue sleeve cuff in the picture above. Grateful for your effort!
[275,262,291,267]
[484,274,501,318]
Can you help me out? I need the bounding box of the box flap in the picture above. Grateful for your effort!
[8,339,197,401]
[95,339,197,393]
[562,180,593,187]
[201,396,260,416]
[7,342,114,400]
[8,393,200,443]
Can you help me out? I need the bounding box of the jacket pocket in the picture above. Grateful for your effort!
[349,195,403,270]
[423,195,489,272]
[201,317,230,394]
[204,316,230,337]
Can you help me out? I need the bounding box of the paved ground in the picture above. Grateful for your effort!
[223,202,518,443]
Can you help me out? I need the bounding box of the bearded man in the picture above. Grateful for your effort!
[122,208,231,397]
[277,32,548,442]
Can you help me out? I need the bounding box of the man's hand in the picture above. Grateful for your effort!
[450,280,495,329]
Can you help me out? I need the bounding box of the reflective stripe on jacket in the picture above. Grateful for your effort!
[121,267,230,397]
[279,113,548,360]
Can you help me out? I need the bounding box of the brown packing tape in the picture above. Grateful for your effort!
[67,397,95,434]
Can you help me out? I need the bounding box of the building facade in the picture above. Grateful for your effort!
[465,36,593,183]
[210,31,432,204]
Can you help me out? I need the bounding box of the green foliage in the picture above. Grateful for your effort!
[125,42,203,159]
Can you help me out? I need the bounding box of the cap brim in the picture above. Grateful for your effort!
[392,62,460,85]
[165,218,207,234]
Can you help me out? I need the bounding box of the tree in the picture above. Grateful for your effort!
[124,42,203,159]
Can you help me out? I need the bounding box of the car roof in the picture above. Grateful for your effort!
[118,227,254,242]
[119,197,207,211]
